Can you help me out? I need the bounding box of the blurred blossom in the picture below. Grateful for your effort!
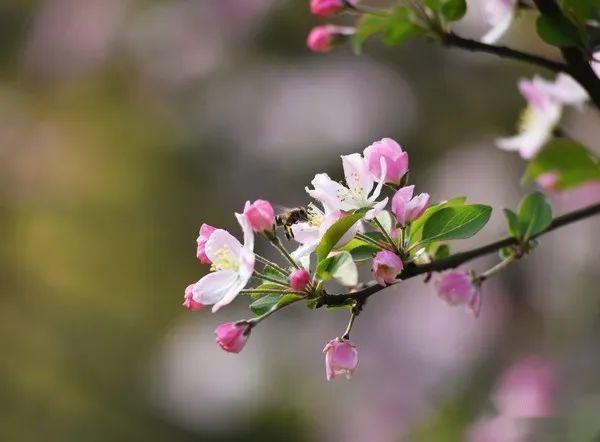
[23,0,129,78]
[536,173,600,212]
[467,415,527,442]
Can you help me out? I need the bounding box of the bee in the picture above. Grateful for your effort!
[275,206,309,240]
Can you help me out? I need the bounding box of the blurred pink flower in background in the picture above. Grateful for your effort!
[435,270,481,317]
[310,0,347,17]
[536,172,600,212]
[481,0,517,44]
[307,25,354,53]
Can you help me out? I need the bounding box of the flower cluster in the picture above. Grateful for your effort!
[183,137,493,380]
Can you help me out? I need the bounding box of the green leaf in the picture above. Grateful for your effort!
[409,196,468,244]
[316,251,358,286]
[278,293,304,308]
[503,208,520,238]
[420,204,492,244]
[440,0,467,21]
[536,14,580,47]
[433,244,450,260]
[524,139,600,190]
[375,210,395,236]
[352,14,389,54]
[249,283,285,300]
[316,211,363,262]
[340,239,380,261]
[262,265,288,284]
[561,0,599,24]
[352,8,421,54]
[250,294,281,316]
[517,192,553,240]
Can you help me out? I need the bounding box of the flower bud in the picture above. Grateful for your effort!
[391,185,430,226]
[323,338,359,381]
[214,322,251,353]
[310,0,346,16]
[372,250,403,286]
[196,223,216,264]
[306,25,353,53]
[434,270,481,317]
[363,138,409,185]
[182,283,205,311]
[243,199,275,233]
[289,268,311,291]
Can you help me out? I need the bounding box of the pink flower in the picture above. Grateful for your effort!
[391,185,429,226]
[435,270,481,317]
[310,0,345,16]
[323,338,359,381]
[214,322,251,353]
[372,250,403,286]
[289,268,311,291]
[243,199,275,233]
[481,0,517,44]
[306,25,353,53]
[494,356,558,418]
[363,138,409,185]
[592,51,600,79]
[196,223,216,264]
[182,283,205,311]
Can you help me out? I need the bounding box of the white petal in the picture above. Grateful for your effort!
[368,157,387,203]
[204,229,243,263]
[212,277,246,313]
[306,173,350,212]
[365,197,389,220]
[482,10,514,44]
[235,213,255,251]
[538,73,588,108]
[291,222,321,245]
[192,270,238,305]
[342,153,373,199]
[291,243,317,269]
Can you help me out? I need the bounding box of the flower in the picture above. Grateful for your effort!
[192,214,255,313]
[363,138,409,186]
[306,25,354,53]
[592,51,600,79]
[306,153,388,220]
[310,0,345,16]
[243,199,275,233]
[497,74,588,159]
[196,223,216,264]
[323,338,359,381]
[214,322,251,353]
[289,268,311,290]
[391,185,429,226]
[481,0,517,44]
[372,250,403,286]
[434,270,481,317]
[182,283,205,311]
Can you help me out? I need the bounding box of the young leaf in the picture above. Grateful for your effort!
[262,265,288,284]
[409,196,467,244]
[536,14,580,47]
[249,283,286,300]
[433,244,450,260]
[316,251,358,286]
[420,204,492,244]
[503,208,521,238]
[316,211,363,262]
[524,139,600,190]
[352,8,421,54]
[250,294,281,316]
[517,192,552,240]
[440,0,467,21]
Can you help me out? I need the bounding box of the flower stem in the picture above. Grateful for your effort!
[475,254,519,283]
[341,311,357,340]
[252,271,289,286]
[255,255,290,276]
[372,218,399,253]
[270,236,301,269]
[356,232,389,250]
[240,288,305,295]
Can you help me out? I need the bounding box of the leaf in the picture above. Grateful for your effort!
[262,265,288,284]
[409,196,467,245]
[316,251,358,286]
[536,14,580,47]
[433,244,450,260]
[352,14,389,54]
[420,204,492,244]
[440,0,467,21]
[250,294,281,316]
[517,192,553,240]
[352,8,421,54]
[249,283,285,300]
[524,139,600,190]
[278,293,304,308]
[375,210,395,235]
[316,211,363,262]
[503,208,521,238]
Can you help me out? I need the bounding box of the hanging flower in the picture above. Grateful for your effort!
[323,338,359,381]
[481,0,517,44]
[435,270,481,317]
[192,214,255,313]
[306,153,388,220]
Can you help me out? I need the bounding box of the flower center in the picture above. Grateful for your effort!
[307,203,324,227]
[211,245,239,271]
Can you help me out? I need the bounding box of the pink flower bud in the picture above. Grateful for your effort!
[243,199,275,233]
[434,270,481,317]
[289,268,311,291]
[323,338,359,381]
[363,138,409,185]
[214,322,251,353]
[306,25,353,53]
[310,0,345,16]
[372,250,403,286]
[391,185,430,226]
[182,283,205,311]
[196,223,217,264]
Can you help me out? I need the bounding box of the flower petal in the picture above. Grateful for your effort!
[306,173,351,212]
[192,269,239,305]
[482,9,515,44]
[365,197,388,220]
[342,153,373,199]
[236,212,255,250]
[204,229,243,264]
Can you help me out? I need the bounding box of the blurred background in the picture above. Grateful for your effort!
[1,1,599,441]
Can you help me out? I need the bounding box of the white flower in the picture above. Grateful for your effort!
[497,74,588,159]
[481,0,517,44]
[306,153,388,220]
[192,214,255,312]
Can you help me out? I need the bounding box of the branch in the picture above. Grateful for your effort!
[441,32,569,73]
[322,201,600,306]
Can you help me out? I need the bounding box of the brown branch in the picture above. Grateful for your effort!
[322,202,600,306]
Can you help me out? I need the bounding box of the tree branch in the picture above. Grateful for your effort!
[322,201,600,306]
[441,32,569,73]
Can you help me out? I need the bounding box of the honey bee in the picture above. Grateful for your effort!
[275,206,309,240]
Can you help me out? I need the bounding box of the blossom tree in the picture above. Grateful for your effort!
[184,0,600,382]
